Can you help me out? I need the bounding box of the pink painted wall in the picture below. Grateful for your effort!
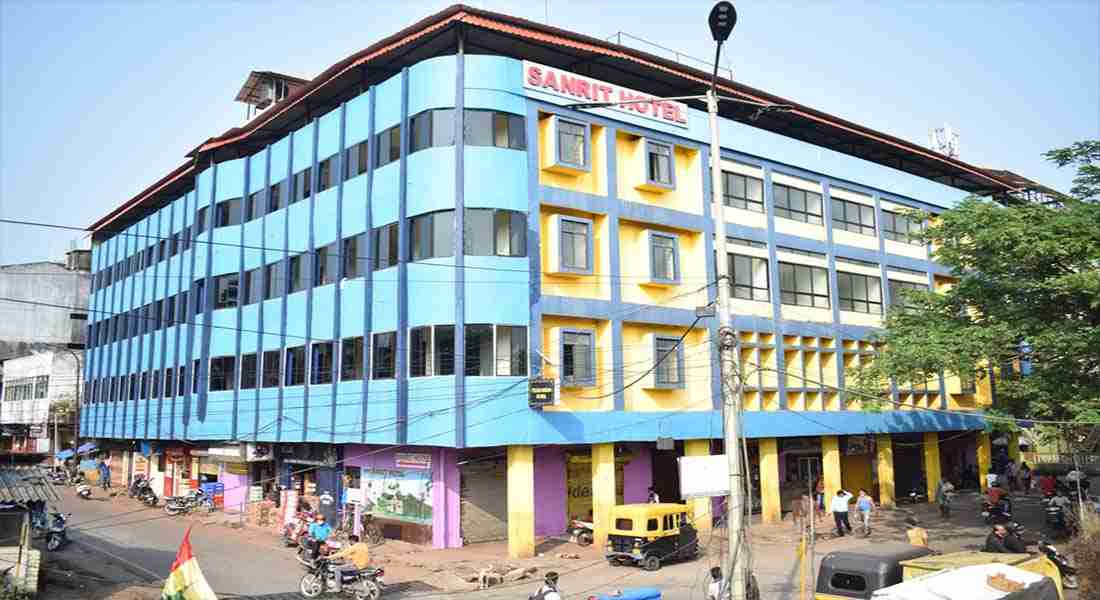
[623,443,652,504]
[220,471,249,513]
[343,445,460,549]
[534,446,567,536]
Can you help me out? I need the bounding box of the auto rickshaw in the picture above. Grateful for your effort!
[815,544,933,599]
[604,503,698,571]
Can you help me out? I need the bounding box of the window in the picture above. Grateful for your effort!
[464,324,493,376]
[434,325,455,376]
[559,217,591,273]
[317,156,334,192]
[262,350,281,388]
[163,296,175,327]
[777,246,826,260]
[215,198,242,228]
[344,141,369,181]
[285,346,306,386]
[464,110,525,150]
[773,183,824,225]
[169,232,180,257]
[209,356,236,392]
[192,359,201,394]
[889,265,926,277]
[375,125,401,167]
[555,119,587,168]
[289,254,311,293]
[292,167,312,203]
[181,226,192,252]
[721,171,765,212]
[311,342,335,384]
[829,573,867,592]
[409,326,432,377]
[562,331,595,386]
[371,332,396,379]
[192,279,206,315]
[410,109,455,152]
[464,209,526,257]
[616,518,634,531]
[888,279,926,309]
[340,337,365,381]
[164,368,175,398]
[314,242,339,286]
[268,182,284,213]
[727,237,766,249]
[836,256,878,269]
[158,240,168,263]
[213,273,239,309]
[729,254,770,302]
[153,299,164,330]
[654,337,683,387]
[882,210,924,245]
[33,376,48,399]
[178,367,187,397]
[244,268,263,305]
[837,271,883,314]
[264,262,285,299]
[144,246,155,269]
[779,262,830,308]
[410,210,455,261]
[372,223,399,270]
[150,369,160,398]
[645,141,674,187]
[649,232,679,283]
[831,197,876,236]
[342,233,369,279]
[246,190,265,221]
[495,325,528,376]
[240,353,258,390]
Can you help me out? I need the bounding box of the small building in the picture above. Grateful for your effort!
[0,463,61,596]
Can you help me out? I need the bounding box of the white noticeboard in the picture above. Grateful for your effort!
[678,454,730,498]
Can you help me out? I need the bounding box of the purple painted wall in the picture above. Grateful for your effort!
[623,443,652,504]
[534,446,567,536]
[343,445,460,549]
[220,471,249,513]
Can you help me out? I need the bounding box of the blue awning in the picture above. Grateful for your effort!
[76,443,97,454]
[55,450,75,461]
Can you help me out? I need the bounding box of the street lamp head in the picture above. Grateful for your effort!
[708,1,737,43]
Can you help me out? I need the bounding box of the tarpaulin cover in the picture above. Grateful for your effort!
[55,450,75,461]
[871,563,1058,600]
[76,442,97,454]
[592,588,661,600]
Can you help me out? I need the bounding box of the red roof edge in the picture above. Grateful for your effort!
[88,161,195,233]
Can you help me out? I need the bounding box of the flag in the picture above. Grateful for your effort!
[161,527,218,600]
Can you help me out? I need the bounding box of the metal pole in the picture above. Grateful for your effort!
[708,87,746,600]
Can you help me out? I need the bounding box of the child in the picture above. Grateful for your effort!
[855,489,874,536]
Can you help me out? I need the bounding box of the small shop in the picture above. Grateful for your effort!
[158,445,192,498]
[279,444,343,525]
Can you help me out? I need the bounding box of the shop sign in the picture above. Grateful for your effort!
[207,445,245,460]
[282,444,338,467]
[29,424,47,439]
[345,487,365,505]
[844,436,871,456]
[225,462,248,476]
[246,443,273,462]
[394,452,432,470]
[362,468,432,525]
[528,377,555,408]
[523,60,689,128]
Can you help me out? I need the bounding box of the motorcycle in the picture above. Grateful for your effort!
[568,519,594,546]
[1038,540,1078,590]
[128,475,147,498]
[132,478,159,507]
[297,536,344,568]
[981,499,1014,524]
[164,489,212,516]
[282,510,315,547]
[299,557,384,600]
[898,487,927,505]
[47,467,69,486]
[75,481,92,500]
[41,512,70,551]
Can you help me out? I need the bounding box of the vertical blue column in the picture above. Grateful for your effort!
[105,230,121,437]
[301,118,320,442]
[822,181,842,330]
[277,135,294,442]
[360,87,376,443]
[762,164,788,409]
[703,147,721,411]
[524,103,542,390]
[331,102,348,444]
[232,156,250,440]
[872,193,899,406]
[198,162,218,425]
[154,205,173,440]
[253,146,272,442]
[121,221,140,439]
[604,126,626,411]
[395,68,410,445]
[453,40,467,447]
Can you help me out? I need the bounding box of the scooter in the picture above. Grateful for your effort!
[569,519,594,546]
[164,488,211,516]
[41,512,70,551]
[1038,540,1078,589]
[128,475,147,499]
[299,557,384,600]
[132,478,159,507]
[75,481,92,500]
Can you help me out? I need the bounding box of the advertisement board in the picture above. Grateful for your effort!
[361,468,432,525]
[678,454,730,498]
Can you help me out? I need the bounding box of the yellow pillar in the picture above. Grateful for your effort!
[1008,434,1021,463]
[684,440,714,538]
[923,432,941,502]
[875,434,895,508]
[822,436,842,503]
[507,445,535,558]
[977,432,992,493]
[591,443,616,548]
[758,438,782,524]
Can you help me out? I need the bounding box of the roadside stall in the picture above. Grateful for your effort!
[0,464,61,596]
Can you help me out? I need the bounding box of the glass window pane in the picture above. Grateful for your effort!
[509,212,527,257]
[812,267,828,297]
[464,324,493,376]
[432,109,455,147]
[434,325,455,376]
[507,115,526,150]
[410,326,431,377]
[311,342,334,384]
[434,210,454,258]
[463,208,494,255]
[371,333,395,380]
[493,112,509,148]
[340,337,365,381]
[773,185,788,208]
[241,354,257,390]
[464,110,493,147]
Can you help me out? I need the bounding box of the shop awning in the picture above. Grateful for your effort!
[76,443,97,454]
[54,450,75,461]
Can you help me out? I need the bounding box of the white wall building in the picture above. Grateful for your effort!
[0,350,81,454]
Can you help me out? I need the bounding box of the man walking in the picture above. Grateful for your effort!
[935,477,955,518]
[830,489,854,537]
[98,459,111,492]
[855,489,874,536]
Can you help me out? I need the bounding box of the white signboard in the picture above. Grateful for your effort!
[678,454,730,498]
[523,60,689,129]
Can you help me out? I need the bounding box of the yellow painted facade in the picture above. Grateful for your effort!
[978,432,992,492]
[591,443,616,547]
[876,434,896,507]
[617,220,705,310]
[822,436,843,502]
[923,432,941,501]
[537,115,608,196]
[539,207,612,301]
[620,323,711,412]
[841,453,873,497]
[507,445,535,558]
[615,134,703,214]
[541,316,614,412]
[683,440,713,538]
[758,438,782,524]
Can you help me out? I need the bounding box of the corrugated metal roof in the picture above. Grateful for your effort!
[0,467,60,503]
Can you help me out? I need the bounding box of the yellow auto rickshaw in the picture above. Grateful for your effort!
[604,503,699,571]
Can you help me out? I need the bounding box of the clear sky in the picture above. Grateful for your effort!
[1,0,1097,265]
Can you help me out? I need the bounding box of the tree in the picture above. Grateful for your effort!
[854,142,1100,446]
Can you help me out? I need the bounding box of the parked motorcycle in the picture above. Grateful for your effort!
[898,487,927,505]
[299,557,384,600]
[128,475,146,498]
[297,536,344,569]
[1038,539,1078,589]
[282,510,315,547]
[132,478,159,507]
[75,481,92,500]
[43,512,70,551]
[46,467,69,486]
[164,489,211,516]
[568,519,594,546]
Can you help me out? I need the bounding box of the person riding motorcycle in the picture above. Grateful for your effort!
[983,523,1026,554]
[307,514,333,560]
[530,571,561,600]
[325,534,371,593]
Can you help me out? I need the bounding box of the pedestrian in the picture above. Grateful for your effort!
[904,517,929,549]
[855,489,873,536]
[814,477,825,515]
[935,477,954,519]
[647,486,660,504]
[791,493,812,533]
[984,523,1026,554]
[1039,473,1057,496]
[1005,460,1018,491]
[98,460,111,491]
[707,566,725,600]
[530,571,562,600]
[1019,462,1032,494]
[830,489,854,537]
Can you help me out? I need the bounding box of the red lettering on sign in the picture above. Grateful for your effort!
[598,85,613,102]
[526,66,542,87]
[575,79,591,100]
[543,70,559,92]
[660,102,674,121]
[673,104,687,124]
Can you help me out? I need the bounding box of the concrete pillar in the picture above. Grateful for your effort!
[822,436,842,502]
[507,445,535,558]
[923,432,941,502]
[977,432,992,493]
[876,434,895,508]
[591,443,616,548]
[759,438,782,524]
[684,440,713,538]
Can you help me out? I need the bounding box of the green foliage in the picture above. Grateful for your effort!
[854,142,1100,436]
[1044,140,1100,201]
